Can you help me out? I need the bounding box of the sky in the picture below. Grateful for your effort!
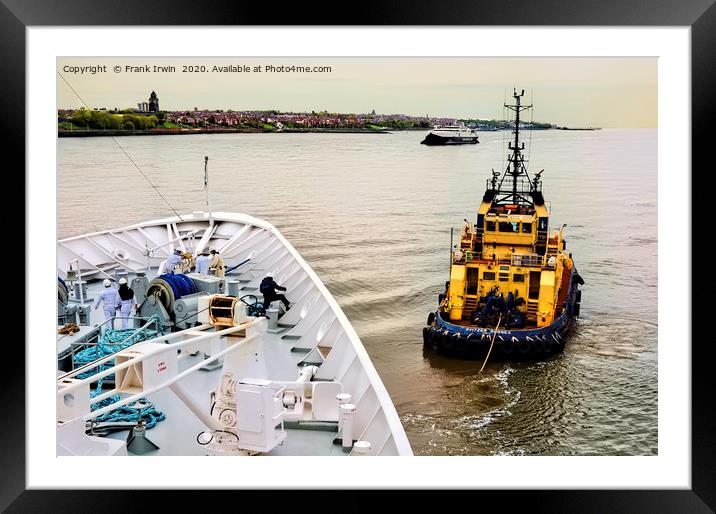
[57,57,657,128]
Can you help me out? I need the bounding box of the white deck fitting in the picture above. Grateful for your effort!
[57,212,412,456]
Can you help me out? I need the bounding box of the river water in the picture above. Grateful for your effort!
[58,129,657,455]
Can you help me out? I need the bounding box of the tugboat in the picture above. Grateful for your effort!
[423,89,584,359]
[420,122,480,145]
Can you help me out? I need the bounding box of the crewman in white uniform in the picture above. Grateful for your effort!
[195,250,211,275]
[94,279,121,327]
[163,249,183,274]
[117,277,137,329]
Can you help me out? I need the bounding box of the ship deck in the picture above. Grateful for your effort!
[56,213,412,457]
[106,353,344,456]
[61,271,343,456]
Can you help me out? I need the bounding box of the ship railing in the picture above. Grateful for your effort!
[57,318,265,428]
[485,177,541,195]
[452,251,547,268]
[512,253,543,267]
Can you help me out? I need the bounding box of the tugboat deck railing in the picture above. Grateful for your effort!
[453,251,554,268]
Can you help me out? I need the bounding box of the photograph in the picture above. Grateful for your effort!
[7,13,706,508]
[1,0,710,503]
[55,56,657,458]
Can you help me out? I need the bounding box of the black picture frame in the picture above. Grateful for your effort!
[4,1,713,511]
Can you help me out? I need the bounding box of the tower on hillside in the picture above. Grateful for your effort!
[148,91,159,112]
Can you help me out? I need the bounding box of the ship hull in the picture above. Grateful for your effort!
[420,133,480,145]
[424,267,582,360]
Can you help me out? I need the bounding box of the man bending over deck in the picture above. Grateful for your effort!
[260,276,290,311]
[163,249,182,274]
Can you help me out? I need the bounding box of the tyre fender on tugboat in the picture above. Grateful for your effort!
[518,338,531,354]
[573,272,585,286]
[500,337,514,355]
[422,326,432,345]
[429,327,441,349]
[548,333,561,352]
[443,332,458,349]
[458,332,471,351]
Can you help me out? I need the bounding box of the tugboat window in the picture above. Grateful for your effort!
[483,272,496,281]
[513,273,525,282]
[486,221,496,231]
[521,223,532,233]
[499,222,517,232]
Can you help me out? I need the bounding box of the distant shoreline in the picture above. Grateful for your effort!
[57,126,606,138]
[57,127,395,137]
[555,127,602,131]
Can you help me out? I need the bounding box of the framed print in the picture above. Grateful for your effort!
[5,0,713,511]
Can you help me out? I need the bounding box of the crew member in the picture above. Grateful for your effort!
[163,249,182,274]
[94,279,121,325]
[507,291,515,312]
[195,250,211,275]
[460,218,473,240]
[117,277,137,329]
[209,250,225,278]
[260,276,290,311]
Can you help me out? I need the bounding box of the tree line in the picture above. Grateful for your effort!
[66,108,159,130]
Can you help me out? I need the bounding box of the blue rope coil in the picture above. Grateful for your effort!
[74,315,167,430]
[158,273,197,300]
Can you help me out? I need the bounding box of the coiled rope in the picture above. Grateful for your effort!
[74,315,167,429]
[158,273,197,300]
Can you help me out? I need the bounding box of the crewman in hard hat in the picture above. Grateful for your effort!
[209,249,226,278]
[195,250,211,275]
[94,279,121,326]
[117,277,137,329]
[163,249,183,274]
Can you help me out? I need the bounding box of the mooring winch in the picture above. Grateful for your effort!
[137,273,233,329]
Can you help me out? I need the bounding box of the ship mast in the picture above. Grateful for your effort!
[492,88,535,206]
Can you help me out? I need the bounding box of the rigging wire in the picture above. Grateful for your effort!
[502,88,507,173]
[527,89,534,170]
[57,72,184,221]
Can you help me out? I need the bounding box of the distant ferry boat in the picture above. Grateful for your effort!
[421,123,480,145]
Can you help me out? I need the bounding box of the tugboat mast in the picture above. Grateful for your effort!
[499,88,533,205]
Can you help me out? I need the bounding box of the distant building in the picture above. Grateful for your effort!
[137,101,149,112]
[148,91,159,112]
